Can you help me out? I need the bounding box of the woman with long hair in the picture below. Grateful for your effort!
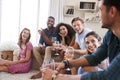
[0,28,33,73]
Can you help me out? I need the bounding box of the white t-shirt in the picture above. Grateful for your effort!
[75,28,92,49]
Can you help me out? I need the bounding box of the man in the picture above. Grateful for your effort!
[71,17,92,57]
[31,16,56,79]
[42,0,120,80]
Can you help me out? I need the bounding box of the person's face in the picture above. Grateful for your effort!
[72,20,84,34]
[85,35,100,53]
[59,25,68,37]
[22,30,30,41]
[99,0,113,29]
[47,18,55,28]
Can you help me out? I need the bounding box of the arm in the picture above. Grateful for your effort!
[5,42,33,65]
[11,49,32,64]
[81,53,120,80]
[42,68,81,80]
[81,66,99,72]
[40,30,52,46]
[74,49,88,55]
[73,42,79,49]
[56,57,90,72]
[60,35,66,46]
[69,37,75,46]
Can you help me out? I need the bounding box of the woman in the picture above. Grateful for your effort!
[56,22,75,46]
[30,22,75,79]
[0,28,33,73]
[44,22,75,63]
[78,31,108,74]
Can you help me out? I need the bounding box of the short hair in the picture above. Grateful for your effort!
[103,0,120,11]
[48,16,55,21]
[71,17,84,24]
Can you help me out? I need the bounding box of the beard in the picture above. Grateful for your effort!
[101,21,112,29]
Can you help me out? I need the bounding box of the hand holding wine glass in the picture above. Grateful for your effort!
[41,59,56,80]
[64,46,74,71]
[52,37,60,56]
[65,46,74,60]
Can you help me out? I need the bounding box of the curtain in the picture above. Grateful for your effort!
[49,0,64,25]
[0,0,50,46]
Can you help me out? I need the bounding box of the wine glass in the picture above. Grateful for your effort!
[52,37,61,56]
[41,58,55,69]
[41,59,56,80]
[53,41,60,56]
[52,37,57,43]
[65,46,74,71]
[48,59,55,70]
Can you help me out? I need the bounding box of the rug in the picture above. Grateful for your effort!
[0,69,42,80]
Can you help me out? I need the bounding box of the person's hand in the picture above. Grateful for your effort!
[58,45,67,51]
[55,62,65,72]
[41,68,53,80]
[59,33,66,38]
[38,29,42,35]
[38,28,45,36]
[45,62,65,72]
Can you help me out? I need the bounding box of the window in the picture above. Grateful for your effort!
[79,0,97,11]
[0,0,50,45]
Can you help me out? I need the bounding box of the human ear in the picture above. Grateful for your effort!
[110,6,118,18]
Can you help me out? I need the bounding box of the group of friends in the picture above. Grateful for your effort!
[0,0,120,80]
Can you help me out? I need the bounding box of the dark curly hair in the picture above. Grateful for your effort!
[56,23,75,45]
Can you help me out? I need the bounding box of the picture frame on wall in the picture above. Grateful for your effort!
[63,5,74,17]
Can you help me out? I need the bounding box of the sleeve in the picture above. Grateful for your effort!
[81,52,120,80]
[84,30,110,66]
[81,30,120,80]
[39,35,44,44]
[39,29,46,45]
[26,42,33,50]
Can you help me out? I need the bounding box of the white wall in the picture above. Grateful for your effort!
[62,0,107,38]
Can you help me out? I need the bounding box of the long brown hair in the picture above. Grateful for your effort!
[18,28,31,48]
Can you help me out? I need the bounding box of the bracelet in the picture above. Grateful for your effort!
[63,60,70,69]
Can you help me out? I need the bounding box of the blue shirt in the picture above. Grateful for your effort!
[39,27,57,46]
[75,28,92,49]
[81,30,120,80]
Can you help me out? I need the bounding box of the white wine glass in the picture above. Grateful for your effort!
[53,41,60,56]
[52,37,57,43]
[65,46,74,71]
[48,59,56,80]
[41,59,56,80]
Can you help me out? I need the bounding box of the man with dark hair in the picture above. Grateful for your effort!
[31,16,57,79]
[42,0,120,80]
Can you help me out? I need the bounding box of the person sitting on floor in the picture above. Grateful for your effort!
[0,28,33,73]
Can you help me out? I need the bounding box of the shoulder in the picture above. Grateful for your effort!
[84,28,92,32]
[26,42,33,47]
[104,30,114,40]
[102,30,115,44]
[83,28,92,35]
